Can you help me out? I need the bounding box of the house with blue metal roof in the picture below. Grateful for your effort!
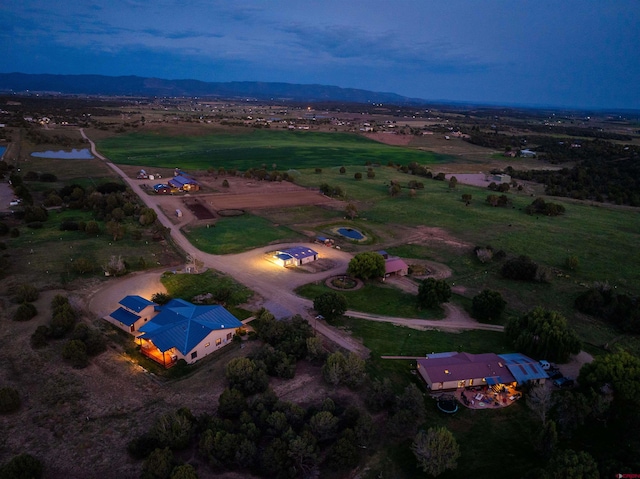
[106,295,157,333]
[168,174,199,192]
[136,298,243,367]
[274,246,318,267]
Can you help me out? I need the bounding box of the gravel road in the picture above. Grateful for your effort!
[81,129,503,357]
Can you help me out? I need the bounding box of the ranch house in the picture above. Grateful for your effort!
[105,296,243,367]
[274,246,319,267]
[416,351,547,392]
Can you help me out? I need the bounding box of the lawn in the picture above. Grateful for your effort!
[96,130,451,171]
[296,282,442,319]
[161,269,252,308]
[182,214,305,254]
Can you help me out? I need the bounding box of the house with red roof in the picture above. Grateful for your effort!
[416,351,548,391]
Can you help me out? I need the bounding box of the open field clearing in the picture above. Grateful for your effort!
[97,130,451,171]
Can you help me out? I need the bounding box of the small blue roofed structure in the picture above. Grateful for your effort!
[274,246,318,267]
[499,353,549,384]
[120,295,155,313]
[106,295,157,333]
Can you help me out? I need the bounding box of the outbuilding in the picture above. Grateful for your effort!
[274,246,319,267]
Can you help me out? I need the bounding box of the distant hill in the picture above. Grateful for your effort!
[0,72,425,105]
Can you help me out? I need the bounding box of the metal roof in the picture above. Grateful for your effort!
[119,295,155,313]
[385,258,408,274]
[138,299,242,354]
[417,352,516,385]
[109,307,141,326]
[278,246,318,259]
[499,353,549,383]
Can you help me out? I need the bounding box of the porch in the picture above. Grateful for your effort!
[139,341,178,369]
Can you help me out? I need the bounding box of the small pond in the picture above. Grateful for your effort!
[31,148,94,159]
[0,146,6,158]
[336,227,365,240]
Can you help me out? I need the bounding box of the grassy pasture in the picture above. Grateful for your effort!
[4,209,178,287]
[293,167,640,292]
[182,214,305,254]
[297,282,442,319]
[96,130,451,171]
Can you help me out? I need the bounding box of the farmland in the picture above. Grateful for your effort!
[97,130,451,170]
[2,98,640,478]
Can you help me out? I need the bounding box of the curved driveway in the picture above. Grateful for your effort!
[82,130,503,356]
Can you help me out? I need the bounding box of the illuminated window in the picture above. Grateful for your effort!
[216,338,222,346]
[444,369,449,374]
[205,342,210,348]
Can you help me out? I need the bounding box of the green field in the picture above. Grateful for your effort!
[182,214,305,254]
[97,130,451,171]
[297,282,442,319]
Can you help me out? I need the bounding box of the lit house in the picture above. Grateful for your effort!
[106,295,156,333]
[416,351,548,391]
[136,299,243,367]
[105,296,242,368]
[274,246,318,267]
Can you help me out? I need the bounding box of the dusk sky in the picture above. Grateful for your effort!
[2,1,639,110]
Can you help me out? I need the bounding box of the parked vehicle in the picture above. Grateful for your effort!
[547,368,563,380]
[539,360,551,370]
[553,377,575,388]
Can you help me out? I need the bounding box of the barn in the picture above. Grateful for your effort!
[168,175,200,191]
[274,246,319,267]
[384,257,409,276]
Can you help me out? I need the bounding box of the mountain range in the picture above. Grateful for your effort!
[0,72,424,105]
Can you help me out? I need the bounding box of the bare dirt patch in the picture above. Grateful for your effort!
[182,198,216,220]
[362,132,413,146]
[207,190,335,211]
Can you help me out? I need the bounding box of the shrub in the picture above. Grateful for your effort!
[0,453,43,479]
[417,278,451,308]
[62,339,89,368]
[31,325,50,349]
[501,255,538,281]
[472,290,507,322]
[0,387,21,413]
[14,284,39,303]
[13,302,37,322]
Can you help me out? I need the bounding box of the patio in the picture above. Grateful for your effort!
[455,385,522,409]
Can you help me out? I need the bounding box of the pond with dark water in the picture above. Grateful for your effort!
[31,148,94,159]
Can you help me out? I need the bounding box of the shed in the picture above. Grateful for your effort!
[385,258,408,276]
[274,246,319,267]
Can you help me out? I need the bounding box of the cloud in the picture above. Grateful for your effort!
[278,23,494,75]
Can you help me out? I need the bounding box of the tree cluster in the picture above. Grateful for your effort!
[347,252,385,280]
[251,310,317,378]
[574,284,640,333]
[525,197,566,216]
[505,307,581,363]
[472,289,507,322]
[318,182,344,198]
[130,389,376,479]
[313,291,348,322]
[417,278,451,309]
[501,255,550,282]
